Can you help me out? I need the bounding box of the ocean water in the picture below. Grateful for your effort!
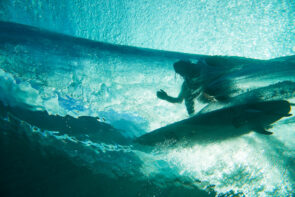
[0,1,295,197]
[1,0,294,58]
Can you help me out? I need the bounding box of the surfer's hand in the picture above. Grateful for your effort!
[199,92,217,103]
[157,89,168,100]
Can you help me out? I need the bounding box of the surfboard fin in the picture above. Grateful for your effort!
[254,127,273,135]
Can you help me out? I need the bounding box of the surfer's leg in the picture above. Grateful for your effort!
[185,99,195,115]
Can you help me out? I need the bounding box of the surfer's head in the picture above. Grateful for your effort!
[173,60,201,78]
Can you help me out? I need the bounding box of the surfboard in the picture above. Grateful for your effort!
[135,100,291,146]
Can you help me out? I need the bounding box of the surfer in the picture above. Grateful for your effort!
[157,60,218,115]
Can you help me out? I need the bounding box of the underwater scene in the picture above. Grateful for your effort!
[0,1,295,197]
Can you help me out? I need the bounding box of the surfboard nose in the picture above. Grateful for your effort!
[246,100,291,116]
[252,100,292,127]
[266,100,291,116]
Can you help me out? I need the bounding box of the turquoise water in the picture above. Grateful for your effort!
[0,1,295,197]
[1,0,294,58]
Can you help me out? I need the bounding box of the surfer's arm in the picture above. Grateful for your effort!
[156,84,185,103]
